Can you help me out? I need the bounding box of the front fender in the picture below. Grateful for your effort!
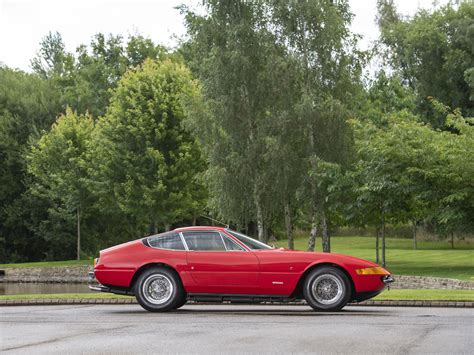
[301,254,385,294]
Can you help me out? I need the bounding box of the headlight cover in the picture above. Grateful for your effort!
[355,266,390,275]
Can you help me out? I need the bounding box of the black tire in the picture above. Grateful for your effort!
[173,293,188,309]
[134,267,184,312]
[303,266,351,312]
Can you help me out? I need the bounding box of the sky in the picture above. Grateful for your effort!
[0,0,446,72]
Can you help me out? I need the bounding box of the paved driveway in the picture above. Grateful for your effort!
[1,304,473,354]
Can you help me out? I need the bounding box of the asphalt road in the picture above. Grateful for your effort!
[1,304,473,354]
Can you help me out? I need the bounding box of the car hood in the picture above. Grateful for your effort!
[262,248,380,268]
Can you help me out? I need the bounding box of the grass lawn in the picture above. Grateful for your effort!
[0,289,472,301]
[374,289,474,301]
[0,293,129,301]
[0,259,92,268]
[275,236,474,281]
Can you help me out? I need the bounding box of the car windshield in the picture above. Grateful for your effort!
[226,230,273,250]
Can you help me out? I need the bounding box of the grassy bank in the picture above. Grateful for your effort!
[0,259,92,268]
[373,289,474,301]
[275,236,474,281]
[0,289,473,301]
[0,293,129,301]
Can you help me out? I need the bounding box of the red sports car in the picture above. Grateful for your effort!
[89,226,393,312]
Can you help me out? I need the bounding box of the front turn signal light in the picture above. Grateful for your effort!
[355,266,390,275]
[93,257,99,268]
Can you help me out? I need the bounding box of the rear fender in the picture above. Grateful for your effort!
[129,262,190,292]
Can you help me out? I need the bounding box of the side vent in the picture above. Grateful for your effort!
[142,238,151,248]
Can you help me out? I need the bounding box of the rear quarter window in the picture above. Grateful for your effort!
[145,233,185,250]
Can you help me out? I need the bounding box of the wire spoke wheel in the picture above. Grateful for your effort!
[142,274,174,305]
[311,274,344,305]
[135,267,184,312]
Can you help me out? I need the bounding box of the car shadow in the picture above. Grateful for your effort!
[108,306,394,317]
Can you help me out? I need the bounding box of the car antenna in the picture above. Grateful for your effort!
[199,215,229,229]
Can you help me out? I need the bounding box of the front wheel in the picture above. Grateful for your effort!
[134,267,184,312]
[303,266,351,312]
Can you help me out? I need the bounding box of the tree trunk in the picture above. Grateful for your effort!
[254,184,265,241]
[412,220,417,250]
[192,215,197,226]
[164,223,171,232]
[321,208,330,253]
[306,106,319,253]
[451,231,454,249]
[307,203,318,252]
[263,226,269,244]
[375,226,380,265]
[381,211,386,267]
[284,200,294,250]
[76,207,81,261]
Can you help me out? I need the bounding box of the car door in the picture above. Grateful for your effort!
[252,250,305,295]
[182,230,259,294]
[225,230,301,295]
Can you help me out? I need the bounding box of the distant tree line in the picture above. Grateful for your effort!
[0,0,472,264]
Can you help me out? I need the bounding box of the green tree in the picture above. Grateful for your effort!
[32,32,166,118]
[71,34,165,117]
[0,67,61,262]
[351,113,425,266]
[0,32,184,262]
[92,59,205,235]
[428,100,474,241]
[182,0,288,241]
[350,100,474,265]
[270,0,362,251]
[27,109,95,260]
[31,31,74,80]
[377,1,474,126]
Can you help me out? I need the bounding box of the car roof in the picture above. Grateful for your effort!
[173,226,227,232]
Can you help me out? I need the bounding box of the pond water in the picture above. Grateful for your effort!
[0,283,91,295]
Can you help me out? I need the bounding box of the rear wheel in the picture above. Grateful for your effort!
[303,266,351,312]
[173,294,188,309]
[135,267,184,312]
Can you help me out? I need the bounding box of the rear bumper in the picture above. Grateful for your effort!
[88,271,134,296]
[88,271,96,285]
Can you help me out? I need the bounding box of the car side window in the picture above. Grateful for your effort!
[182,231,226,251]
[147,233,185,250]
[221,233,245,251]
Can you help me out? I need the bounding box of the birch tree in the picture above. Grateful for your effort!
[181,0,284,241]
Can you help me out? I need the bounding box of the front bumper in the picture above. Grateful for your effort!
[353,275,394,303]
[382,275,394,287]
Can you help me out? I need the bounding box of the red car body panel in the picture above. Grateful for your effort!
[94,227,389,299]
[184,251,259,294]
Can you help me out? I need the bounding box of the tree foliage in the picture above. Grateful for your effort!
[32,32,166,117]
[93,59,205,235]
[0,67,62,262]
[182,0,288,240]
[182,0,362,250]
[28,109,95,260]
[377,1,474,126]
